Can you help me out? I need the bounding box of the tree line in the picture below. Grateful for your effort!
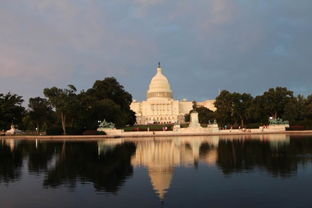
[1,83,312,134]
[0,77,135,134]
[186,87,312,129]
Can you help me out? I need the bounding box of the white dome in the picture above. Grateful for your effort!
[147,64,173,100]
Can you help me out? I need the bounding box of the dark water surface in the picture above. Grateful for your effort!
[1,134,312,208]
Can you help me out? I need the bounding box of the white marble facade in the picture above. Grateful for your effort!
[130,64,216,124]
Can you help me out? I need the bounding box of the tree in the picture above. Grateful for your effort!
[185,106,215,124]
[261,87,294,119]
[214,90,253,127]
[28,97,55,132]
[214,90,234,127]
[42,78,135,134]
[305,95,312,119]
[0,93,25,130]
[89,77,132,109]
[231,93,253,127]
[43,85,78,135]
[283,95,306,124]
[303,95,312,129]
[249,95,269,124]
[84,77,136,128]
[215,90,253,127]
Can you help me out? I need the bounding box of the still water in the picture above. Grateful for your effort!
[1,134,312,208]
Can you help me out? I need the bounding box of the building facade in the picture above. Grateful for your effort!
[130,64,216,124]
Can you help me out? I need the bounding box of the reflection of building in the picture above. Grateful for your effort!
[130,64,216,124]
[97,134,290,200]
[2,139,20,151]
[130,137,219,200]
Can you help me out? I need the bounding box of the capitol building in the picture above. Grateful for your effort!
[130,64,216,124]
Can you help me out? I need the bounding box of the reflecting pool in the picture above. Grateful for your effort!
[1,134,312,207]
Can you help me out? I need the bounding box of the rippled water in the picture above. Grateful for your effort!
[1,134,312,208]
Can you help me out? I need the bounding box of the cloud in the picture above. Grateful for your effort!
[210,0,237,23]
[133,0,165,7]
[0,0,311,102]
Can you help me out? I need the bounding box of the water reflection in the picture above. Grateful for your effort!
[130,137,219,200]
[217,135,293,177]
[96,134,304,200]
[1,134,312,201]
[0,139,23,183]
[43,142,136,193]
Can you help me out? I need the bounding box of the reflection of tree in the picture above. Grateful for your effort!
[217,137,312,177]
[0,140,60,183]
[27,142,59,173]
[0,141,23,183]
[0,140,136,193]
[43,142,136,193]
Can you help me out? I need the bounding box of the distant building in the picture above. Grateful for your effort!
[130,63,216,124]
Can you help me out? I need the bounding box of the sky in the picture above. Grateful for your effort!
[0,0,311,102]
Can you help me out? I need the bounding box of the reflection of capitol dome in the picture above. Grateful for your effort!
[149,167,173,201]
[147,63,173,100]
[130,137,219,201]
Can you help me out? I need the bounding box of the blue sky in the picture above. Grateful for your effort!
[0,0,311,102]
